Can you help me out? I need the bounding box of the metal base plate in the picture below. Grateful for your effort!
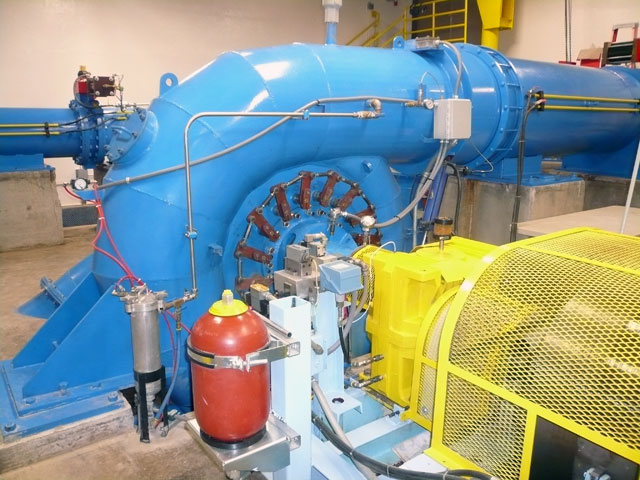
[186,414,299,474]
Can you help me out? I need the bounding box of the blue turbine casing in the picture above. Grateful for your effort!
[2,41,640,438]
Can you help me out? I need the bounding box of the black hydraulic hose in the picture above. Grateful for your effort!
[338,325,350,363]
[446,162,462,234]
[448,471,495,480]
[509,95,544,242]
[312,413,496,480]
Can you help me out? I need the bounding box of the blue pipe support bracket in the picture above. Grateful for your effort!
[3,41,640,439]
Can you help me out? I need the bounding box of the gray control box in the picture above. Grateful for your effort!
[433,98,471,140]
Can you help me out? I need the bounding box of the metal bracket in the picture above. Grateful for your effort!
[187,320,300,372]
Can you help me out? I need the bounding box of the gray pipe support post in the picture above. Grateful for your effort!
[620,137,640,234]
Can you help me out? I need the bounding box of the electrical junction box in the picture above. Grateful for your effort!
[319,261,362,295]
[433,98,471,140]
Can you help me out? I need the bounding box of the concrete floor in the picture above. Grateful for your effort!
[0,228,230,480]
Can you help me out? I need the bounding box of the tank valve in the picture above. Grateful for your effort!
[433,216,453,251]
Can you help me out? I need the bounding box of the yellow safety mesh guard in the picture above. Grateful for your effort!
[429,228,640,480]
[405,288,456,430]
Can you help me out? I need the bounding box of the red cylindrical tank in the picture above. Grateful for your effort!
[188,290,270,448]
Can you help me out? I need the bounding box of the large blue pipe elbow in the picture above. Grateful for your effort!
[95,42,640,301]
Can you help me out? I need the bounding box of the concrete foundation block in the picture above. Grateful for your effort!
[582,175,640,210]
[0,401,133,472]
[0,170,63,251]
[440,178,585,245]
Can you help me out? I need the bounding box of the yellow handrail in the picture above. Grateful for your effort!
[346,10,380,46]
[355,0,468,48]
[363,15,403,47]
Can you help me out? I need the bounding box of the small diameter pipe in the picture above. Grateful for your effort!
[544,105,640,113]
[98,95,413,191]
[541,93,640,104]
[154,328,181,424]
[311,380,377,480]
[440,40,463,98]
[181,106,381,299]
[620,138,640,234]
[0,131,61,136]
[97,95,414,299]
[0,123,60,128]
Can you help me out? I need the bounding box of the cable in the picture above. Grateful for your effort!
[509,93,546,242]
[419,71,445,99]
[328,263,369,355]
[63,184,86,201]
[338,325,350,363]
[57,110,128,127]
[466,139,494,174]
[446,162,462,235]
[312,413,494,480]
[90,184,141,286]
[59,117,119,134]
[374,141,450,229]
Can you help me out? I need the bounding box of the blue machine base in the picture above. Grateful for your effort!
[0,360,127,439]
[468,172,582,186]
[0,154,52,172]
[467,155,582,186]
[314,389,427,465]
[2,255,190,440]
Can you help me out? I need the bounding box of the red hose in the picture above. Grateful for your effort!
[90,184,141,286]
[166,310,192,335]
[63,184,87,201]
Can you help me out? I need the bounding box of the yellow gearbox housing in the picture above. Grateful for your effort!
[421,228,640,480]
[353,237,493,406]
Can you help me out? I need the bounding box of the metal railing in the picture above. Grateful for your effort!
[348,0,468,48]
[346,10,380,46]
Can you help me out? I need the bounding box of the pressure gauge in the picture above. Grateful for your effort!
[423,98,435,110]
[71,178,89,191]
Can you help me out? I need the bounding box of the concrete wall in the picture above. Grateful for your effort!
[0,170,63,251]
[500,0,640,62]
[440,178,586,245]
[583,176,640,210]
[0,0,409,205]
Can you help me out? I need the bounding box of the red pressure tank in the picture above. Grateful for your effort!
[188,290,270,449]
